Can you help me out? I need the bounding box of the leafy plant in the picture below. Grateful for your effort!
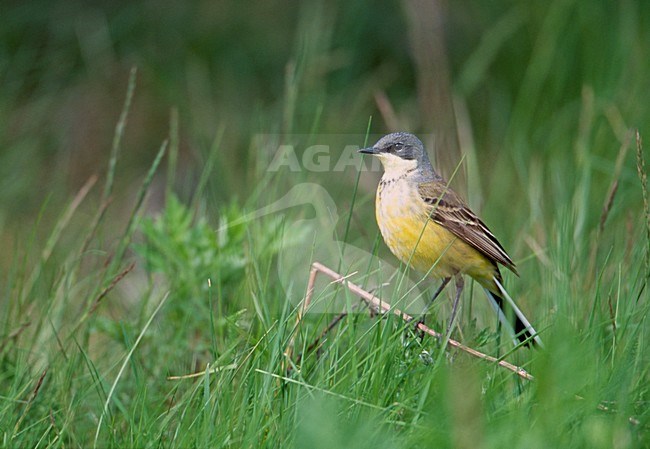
[137,195,249,301]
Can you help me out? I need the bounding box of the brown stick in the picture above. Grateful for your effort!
[284,265,320,361]
[296,262,534,381]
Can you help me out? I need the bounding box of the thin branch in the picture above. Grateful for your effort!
[293,262,534,381]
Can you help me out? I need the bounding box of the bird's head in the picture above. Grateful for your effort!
[359,132,436,179]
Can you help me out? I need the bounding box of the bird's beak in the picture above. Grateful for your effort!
[358,146,379,155]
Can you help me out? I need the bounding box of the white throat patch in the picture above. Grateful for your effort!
[377,153,418,180]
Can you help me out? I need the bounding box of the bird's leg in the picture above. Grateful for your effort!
[414,277,451,329]
[446,275,465,336]
[427,277,452,310]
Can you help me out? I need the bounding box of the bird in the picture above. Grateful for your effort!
[359,132,542,346]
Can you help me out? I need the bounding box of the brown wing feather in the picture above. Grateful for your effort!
[417,181,518,275]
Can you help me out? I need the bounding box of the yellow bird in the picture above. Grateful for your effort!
[360,132,541,346]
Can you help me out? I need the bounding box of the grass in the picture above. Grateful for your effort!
[1,1,650,448]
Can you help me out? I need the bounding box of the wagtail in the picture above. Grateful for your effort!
[359,132,541,346]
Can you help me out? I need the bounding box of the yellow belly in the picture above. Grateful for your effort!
[376,180,496,287]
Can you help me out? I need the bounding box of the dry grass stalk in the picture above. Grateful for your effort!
[291,262,534,381]
[635,131,650,280]
[13,369,47,435]
[588,131,631,277]
[88,262,136,315]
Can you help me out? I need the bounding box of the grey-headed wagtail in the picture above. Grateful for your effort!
[360,132,541,346]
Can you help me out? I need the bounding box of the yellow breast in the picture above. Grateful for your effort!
[376,178,495,285]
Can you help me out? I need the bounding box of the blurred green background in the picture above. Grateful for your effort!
[3,0,648,222]
[1,1,650,447]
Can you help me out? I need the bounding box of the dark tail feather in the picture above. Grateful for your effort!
[488,290,534,346]
[483,283,543,347]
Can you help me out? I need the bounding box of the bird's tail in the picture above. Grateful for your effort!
[483,278,543,347]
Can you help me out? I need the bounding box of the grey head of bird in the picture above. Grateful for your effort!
[359,132,440,181]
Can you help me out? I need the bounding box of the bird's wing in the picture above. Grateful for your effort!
[417,181,518,274]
